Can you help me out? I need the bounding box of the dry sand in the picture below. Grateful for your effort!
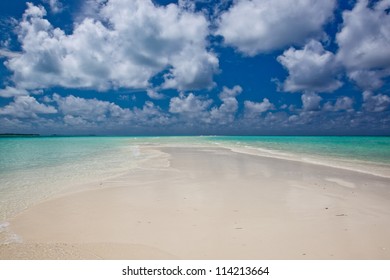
[1,146,390,259]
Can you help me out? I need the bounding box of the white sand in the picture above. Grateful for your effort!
[1,146,390,259]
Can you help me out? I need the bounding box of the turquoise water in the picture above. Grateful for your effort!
[0,137,143,222]
[208,136,390,165]
[0,136,135,173]
[2,136,389,179]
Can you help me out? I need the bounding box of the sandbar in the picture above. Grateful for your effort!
[1,146,390,259]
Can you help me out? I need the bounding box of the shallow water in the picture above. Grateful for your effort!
[208,136,390,164]
[0,137,144,221]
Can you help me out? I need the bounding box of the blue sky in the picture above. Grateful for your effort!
[0,0,389,135]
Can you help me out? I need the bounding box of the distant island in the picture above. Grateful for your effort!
[0,134,100,137]
[0,133,40,137]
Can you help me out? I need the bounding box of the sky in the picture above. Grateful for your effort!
[0,0,389,135]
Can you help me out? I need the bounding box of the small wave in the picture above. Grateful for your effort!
[130,145,140,157]
[4,233,23,244]
[0,221,23,244]
[0,221,10,232]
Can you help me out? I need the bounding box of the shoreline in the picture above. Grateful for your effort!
[220,144,390,179]
[129,136,390,178]
[1,145,390,259]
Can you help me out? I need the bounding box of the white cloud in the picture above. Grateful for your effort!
[162,51,219,90]
[53,93,133,122]
[0,95,57,118]
[244,98,275,117]
[63,115,90,126]
[178,0,196,12]
[25,2,47,17]
[51,93,171,128]
[336,0,390,90]
[217,0,336,55]
[362,91,390,112]
[133,101,170,125]
[146,89,165,100]
[76,0,106,22]
[4,0,218,91]
[301,92,322,111]
[209,85,242,124]
[0,117,30,132]
[323,96,354,112]
[218,85,242,99]
[169,92,212,119]
[0,49,20,59]
[169,85,243,125]
[277,40,342,93]
[44,0,63,14]
[347,70,387,91]
[0,87,29,98]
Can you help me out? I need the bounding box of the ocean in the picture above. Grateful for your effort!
[209,136,390,165]
[1,135,389,239]
[0,137,144,222]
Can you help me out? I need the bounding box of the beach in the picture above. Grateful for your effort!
[1,139,390,259]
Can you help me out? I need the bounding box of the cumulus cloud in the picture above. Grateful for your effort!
[169,85,243,124]
[178,0,196,12]
[323,96,354,112]
[362,91,390,112]
[44,0,63,14]
[277,40,342,93]
[169,92,212,119]
[0,95,57,118]
[146,89,165,100]
[0,117,31,132]
[218,85,242,99]
[244,98,275,117]
[0,49,20,59]
[63,115,90,126]
[4,0,218,91]
[347,70,386,91]
[76,0,106,22]
[0,86,29,98]
[336,0,390,90]
[209,85,242,124]
[217,0,336,55]
[301,92,322,111]
[53,93,132,122]
[133,101,170,125]
[50,93,170,129]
